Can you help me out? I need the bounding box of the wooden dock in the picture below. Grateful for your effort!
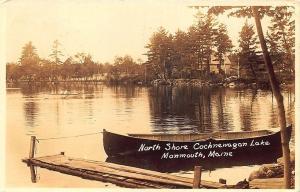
[22,153,226,189]
[22,136,288,189]
[249,178,284,189]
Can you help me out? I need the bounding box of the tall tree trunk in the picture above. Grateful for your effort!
[206,50,211,75]
[252,6,291,189]
[248,60,257,82]
[217,54,222,74]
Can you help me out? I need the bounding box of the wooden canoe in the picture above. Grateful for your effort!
[103,125,292,161]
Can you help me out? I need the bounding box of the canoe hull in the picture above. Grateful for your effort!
[103,126,292,161]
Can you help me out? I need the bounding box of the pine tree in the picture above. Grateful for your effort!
[19,41,40,79]
[238,20,258,79]
[194,12,218,76]
[19,41,39,66]
[267,6,295,75]
[145,27,174,80]
[173,30,190,78]
[48,40,64,80]
[215,23,233,75]
[49,40,64,65]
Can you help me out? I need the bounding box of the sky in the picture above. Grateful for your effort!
[2,0,284,64]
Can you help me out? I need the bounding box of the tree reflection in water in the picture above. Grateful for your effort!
[148,86,294,135]
[23,101,39,128]
[148,86,235,134]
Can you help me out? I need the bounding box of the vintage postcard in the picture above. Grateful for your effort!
[0,0,299,190]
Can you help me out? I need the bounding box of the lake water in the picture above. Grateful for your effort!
[5,83,295,187]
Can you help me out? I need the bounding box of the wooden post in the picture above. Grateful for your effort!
[29,136,37,183]
[30,165,37,183]
[193,166,202,188]
[29,136,36,159]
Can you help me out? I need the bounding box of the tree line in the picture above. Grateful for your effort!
[144,7,294,83]
[6,40,145,83]
[6,6,294,84]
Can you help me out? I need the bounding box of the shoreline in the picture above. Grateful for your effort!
[6,78,295,89]
[151,78,295,90]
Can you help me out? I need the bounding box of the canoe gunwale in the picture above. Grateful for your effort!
[123,130,279,142]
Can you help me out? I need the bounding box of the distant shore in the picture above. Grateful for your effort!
[6,77,294,90]
[150,78,294,90]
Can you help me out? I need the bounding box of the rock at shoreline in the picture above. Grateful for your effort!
[248,164,283,181]
[150,78,276,89]
[248,151,295,182]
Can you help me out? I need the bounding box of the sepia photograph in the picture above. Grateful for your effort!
[1,0,298,190]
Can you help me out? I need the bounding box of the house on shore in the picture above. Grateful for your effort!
[209,54,231,75]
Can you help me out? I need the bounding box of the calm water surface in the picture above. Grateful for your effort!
[6,83,295,187]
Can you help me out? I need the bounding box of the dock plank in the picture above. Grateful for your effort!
[249,178,284,189]
[23,154,225,189]
[62,156,193,183]
[33,156,191,187]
